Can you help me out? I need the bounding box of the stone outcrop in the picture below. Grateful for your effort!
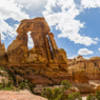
[0,34,5,56]
[0,17,100,85]
[0,17,68,85]
[0,34,7,64]
[0,43,6,57]
[7,33,28,64]
[68,56,100,80]
[7,17,67,66]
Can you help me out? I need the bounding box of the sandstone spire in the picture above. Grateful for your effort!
[0,33,1,45]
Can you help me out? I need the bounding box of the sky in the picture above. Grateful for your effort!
[0,0,100,59]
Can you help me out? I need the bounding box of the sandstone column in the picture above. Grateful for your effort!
[7,33,28,64]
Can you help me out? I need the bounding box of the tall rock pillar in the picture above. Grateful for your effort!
[0,33,6,64]
[7,33,28,64]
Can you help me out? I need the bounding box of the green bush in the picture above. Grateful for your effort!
[19,80,29,90]
[61,80,72,90]
[42,87,64,100]
[42,80,81,100]
[86,91,100,100]
[87,94,96,100]
[18,80,35,93]
[96,91,100,100]
[0,66,35,92]
[67,92,82,100]
[0,79,14,90]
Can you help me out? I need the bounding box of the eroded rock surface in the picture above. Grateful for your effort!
[0,17,100,85]
[0,17,68,85]
[68,56,100,80]
[0,35,7,64]
[7,17,67,66]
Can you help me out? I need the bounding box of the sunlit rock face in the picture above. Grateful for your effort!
[68,56,100,80]
[0,35,7,64]
[7,17,67,65]
[7,33,28,64]
[0,17,68,85]
[1,17,100,85]
[0,44,5,57]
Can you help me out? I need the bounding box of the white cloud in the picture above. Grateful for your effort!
[16,0,47,10]
[0,0,48,48]
[81,0,100,8]
[0,0,47,46]
[27,32,34,48]
[0,0,29,20]
[78,48,93,55]
[98,48,100,51]
[0,0,100,47]
[0,0,29,41]
[15,0,47,17]
[43,0,99,46]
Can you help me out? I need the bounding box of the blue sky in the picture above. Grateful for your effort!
[0,0,100,59]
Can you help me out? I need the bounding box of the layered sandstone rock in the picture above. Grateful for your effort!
[7,17,67,67]
[0,44,6,57]
[7,33,28,64]
[0,17,68,85]
[0,35,7,64]
[1,17,100,86]
[68,56,100,80]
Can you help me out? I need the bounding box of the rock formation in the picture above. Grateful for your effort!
[0,17,100,85]
[0,17,68,85]
[7,33,28,64]
[0,34,7,64]
[68,56,100,80]
[7,17,67,65]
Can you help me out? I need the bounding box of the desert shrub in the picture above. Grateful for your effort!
[0,66,5,71]
[42,80,82,100]
[42,87,64,100]
[87,94,96,100]
[28,82,35,93]
[19,80,29,90]
[67,92,82,100]
[18,80,35,93]
[0,66,36,92]
[86,91,100,100]
[0,66,9,77]
[96,91,100,100]
[61,80,72,90]
[0,79,14,90]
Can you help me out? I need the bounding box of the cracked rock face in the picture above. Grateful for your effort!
[6,17,67,65]
[0,43,7,64]
[68,56,100,81]
[0,17,100,85]
[0,17,68,85]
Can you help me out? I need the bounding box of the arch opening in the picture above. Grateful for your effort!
[27,31,34,49]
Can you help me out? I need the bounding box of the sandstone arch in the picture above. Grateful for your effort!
[7,17,67,64]
[16,17,56,60]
